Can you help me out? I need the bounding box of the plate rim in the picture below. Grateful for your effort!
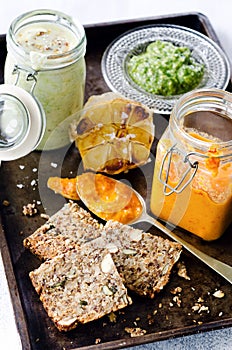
[101,23,231,114]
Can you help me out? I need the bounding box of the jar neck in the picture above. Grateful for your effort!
[169,88,232,159]
[6,9,86,70]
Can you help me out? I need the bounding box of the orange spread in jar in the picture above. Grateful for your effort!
[151,142,232,241]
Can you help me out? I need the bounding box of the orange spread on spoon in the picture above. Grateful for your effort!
[47,172,143,224]
[76,172,143,224]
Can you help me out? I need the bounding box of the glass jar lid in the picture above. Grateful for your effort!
[0,84,45,161]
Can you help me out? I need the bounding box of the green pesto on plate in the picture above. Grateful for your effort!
[127,40,205,96]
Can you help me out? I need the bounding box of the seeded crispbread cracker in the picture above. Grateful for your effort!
[29,245,132,332]
[23,201,102,260]
[88,220,182,298]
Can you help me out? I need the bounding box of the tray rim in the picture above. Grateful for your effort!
[0,11,231,350]
[0,218,31,350]
[83,11,221,48]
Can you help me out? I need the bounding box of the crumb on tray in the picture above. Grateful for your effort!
[22,203,38,216]
[40,213,50,220]
[124,327,147,337]
[177,261,190,280]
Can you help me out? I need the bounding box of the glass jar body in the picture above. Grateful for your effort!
[4,9,86,150]
[150,89,232,240]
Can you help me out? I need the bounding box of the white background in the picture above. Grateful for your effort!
[0,1,232,349]
[0,0,232,60]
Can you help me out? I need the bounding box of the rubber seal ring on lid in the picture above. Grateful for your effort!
[0,84,45,161]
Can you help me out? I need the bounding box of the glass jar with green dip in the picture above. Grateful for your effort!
[4,9,86,150]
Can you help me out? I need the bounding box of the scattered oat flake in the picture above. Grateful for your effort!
[2,200,10,206]
[192,305,200,312]
[213,290,225,298]
[125,327,147,337]
[32,168,37,172]
[19,165,25,170]
[22,203,37,216]
[198,305,209,313]
[192,302,209,313]
[51,162,58,168]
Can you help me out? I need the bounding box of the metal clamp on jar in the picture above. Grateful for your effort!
[151,88,232,241]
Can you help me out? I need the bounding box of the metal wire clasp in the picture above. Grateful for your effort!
[12,65,38,94]
[159,144,199,196]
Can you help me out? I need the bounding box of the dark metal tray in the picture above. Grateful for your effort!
[0,12,232,350]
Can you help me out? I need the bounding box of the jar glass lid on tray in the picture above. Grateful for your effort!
[0,84,45,161]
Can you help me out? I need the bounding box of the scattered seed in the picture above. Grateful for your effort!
[2,200,10,206]
[40,213,50,220]
[17,184,24,189]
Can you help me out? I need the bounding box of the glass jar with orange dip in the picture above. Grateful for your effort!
[150,89,232,241]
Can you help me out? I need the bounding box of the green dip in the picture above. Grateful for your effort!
[127,40,205,96]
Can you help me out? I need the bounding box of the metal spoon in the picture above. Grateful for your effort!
[76,176,232,284]
[130,190,232,284]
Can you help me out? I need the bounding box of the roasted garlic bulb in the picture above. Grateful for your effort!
[69,93,155,174]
